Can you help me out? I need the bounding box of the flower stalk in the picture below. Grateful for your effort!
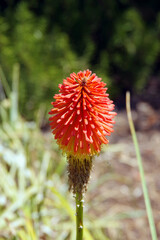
[76,192,83,240]
[67,156,92,239]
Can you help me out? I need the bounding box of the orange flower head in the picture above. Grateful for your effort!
[49,70,116,159]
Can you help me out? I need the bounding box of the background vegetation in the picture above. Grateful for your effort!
[0,0,160,118]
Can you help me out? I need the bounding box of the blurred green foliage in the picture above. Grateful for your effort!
[0,1,160,118]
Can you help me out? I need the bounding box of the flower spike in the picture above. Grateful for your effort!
[49,70,116,161]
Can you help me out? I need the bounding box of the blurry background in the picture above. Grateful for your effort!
[0,0,160,240]
[0,0,160,118]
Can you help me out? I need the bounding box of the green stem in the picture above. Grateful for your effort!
[126,92,157,240]
[76,192,83,240]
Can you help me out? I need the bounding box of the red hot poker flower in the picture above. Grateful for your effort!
[49,70,116,159]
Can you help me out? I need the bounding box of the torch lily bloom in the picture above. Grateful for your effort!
[49,70,116,160]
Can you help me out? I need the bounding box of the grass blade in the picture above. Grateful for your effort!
[0,65,10,98]
[10,63,20,123]
[126,91,157,240]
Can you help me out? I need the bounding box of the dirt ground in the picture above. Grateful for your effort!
[88,101,160,240]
